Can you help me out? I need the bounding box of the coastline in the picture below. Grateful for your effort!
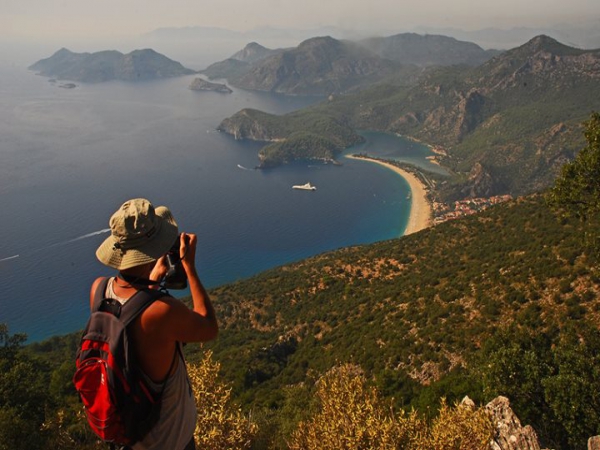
[346,155,433,236]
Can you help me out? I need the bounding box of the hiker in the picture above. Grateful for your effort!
[93,198,218,450]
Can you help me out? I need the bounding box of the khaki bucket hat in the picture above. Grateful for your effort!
[96,198,178,270]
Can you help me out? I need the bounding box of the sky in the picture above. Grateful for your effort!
[3,0,599,41]
[2,0,599,67]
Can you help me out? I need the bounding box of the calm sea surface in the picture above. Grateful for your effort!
[0,62,441,342]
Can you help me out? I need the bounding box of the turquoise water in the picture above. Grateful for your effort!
[0,63,441,341]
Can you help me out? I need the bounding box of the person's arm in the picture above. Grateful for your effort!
[181,233,217,322]
[143,232,218,343]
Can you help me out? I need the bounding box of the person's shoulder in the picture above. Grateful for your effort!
[139,293,189,335]
[143,293,183,317]
[91,276,107,294]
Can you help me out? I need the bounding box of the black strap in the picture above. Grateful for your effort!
[119,288,165,327]
[92,277,111,312]
[118,272,158,287]
[92,277,167,327]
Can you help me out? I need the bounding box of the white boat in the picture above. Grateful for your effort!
[292,182,317,191]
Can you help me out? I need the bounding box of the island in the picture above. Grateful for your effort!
[29,48,195,83]
[189,78,232,93]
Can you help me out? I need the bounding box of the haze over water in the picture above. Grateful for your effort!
[0,61,440,342]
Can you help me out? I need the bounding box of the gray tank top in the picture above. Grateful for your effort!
[106,278,198,450]
[133,349,197,450]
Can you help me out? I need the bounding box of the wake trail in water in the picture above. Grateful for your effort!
[0,228,110,263]
[0,254,19,262]
[237,164,255,171]
[44,228,111,248]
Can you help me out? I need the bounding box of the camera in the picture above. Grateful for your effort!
[163,234,188,290]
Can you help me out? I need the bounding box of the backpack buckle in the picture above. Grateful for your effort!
[99,298,122,317]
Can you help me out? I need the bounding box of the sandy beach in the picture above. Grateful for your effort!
[346,155,433,236]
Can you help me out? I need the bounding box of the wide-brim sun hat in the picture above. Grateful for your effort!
[96,198,179,270]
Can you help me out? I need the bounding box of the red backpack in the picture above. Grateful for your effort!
[73,278,172,446]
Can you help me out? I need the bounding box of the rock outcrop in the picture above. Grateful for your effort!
[485,396,544,450]
[460,162,505,198]
[589,436,600,450]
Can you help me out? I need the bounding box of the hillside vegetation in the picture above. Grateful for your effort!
[199,186,600,448]
[217,108,364,167]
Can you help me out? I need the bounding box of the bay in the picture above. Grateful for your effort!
[0,62,440,342]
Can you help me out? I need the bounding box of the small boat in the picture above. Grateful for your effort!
[292,182,317,191]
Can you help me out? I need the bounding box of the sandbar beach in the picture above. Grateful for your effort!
[346,155,433,236]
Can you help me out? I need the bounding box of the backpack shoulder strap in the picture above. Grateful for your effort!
[91,277,111,312]
[119,288,167,327]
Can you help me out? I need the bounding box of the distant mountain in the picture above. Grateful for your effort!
[202,32,505,96]
[230,42,283,64]
[234,36,404,95]
[144,23,600,52]
[415,23,600,50]
[203,36,412,96]
[201,42,285,81]
[29,48,195,82]
[359,33,501,67]
[220,35,600,198]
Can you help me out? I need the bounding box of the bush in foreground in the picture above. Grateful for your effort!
[288,363,495,450]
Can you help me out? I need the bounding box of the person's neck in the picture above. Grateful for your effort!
[117,269,154,288]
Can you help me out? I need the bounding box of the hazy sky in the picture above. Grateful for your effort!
[2,0,598,67]
[4,0,599,42]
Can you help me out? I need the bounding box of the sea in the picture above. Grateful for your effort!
[0,61,445,342]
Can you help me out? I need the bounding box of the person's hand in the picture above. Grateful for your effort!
[149,254,169,283]
[180,232,197,272]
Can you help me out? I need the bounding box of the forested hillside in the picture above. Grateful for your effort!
[201,193,599,445]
